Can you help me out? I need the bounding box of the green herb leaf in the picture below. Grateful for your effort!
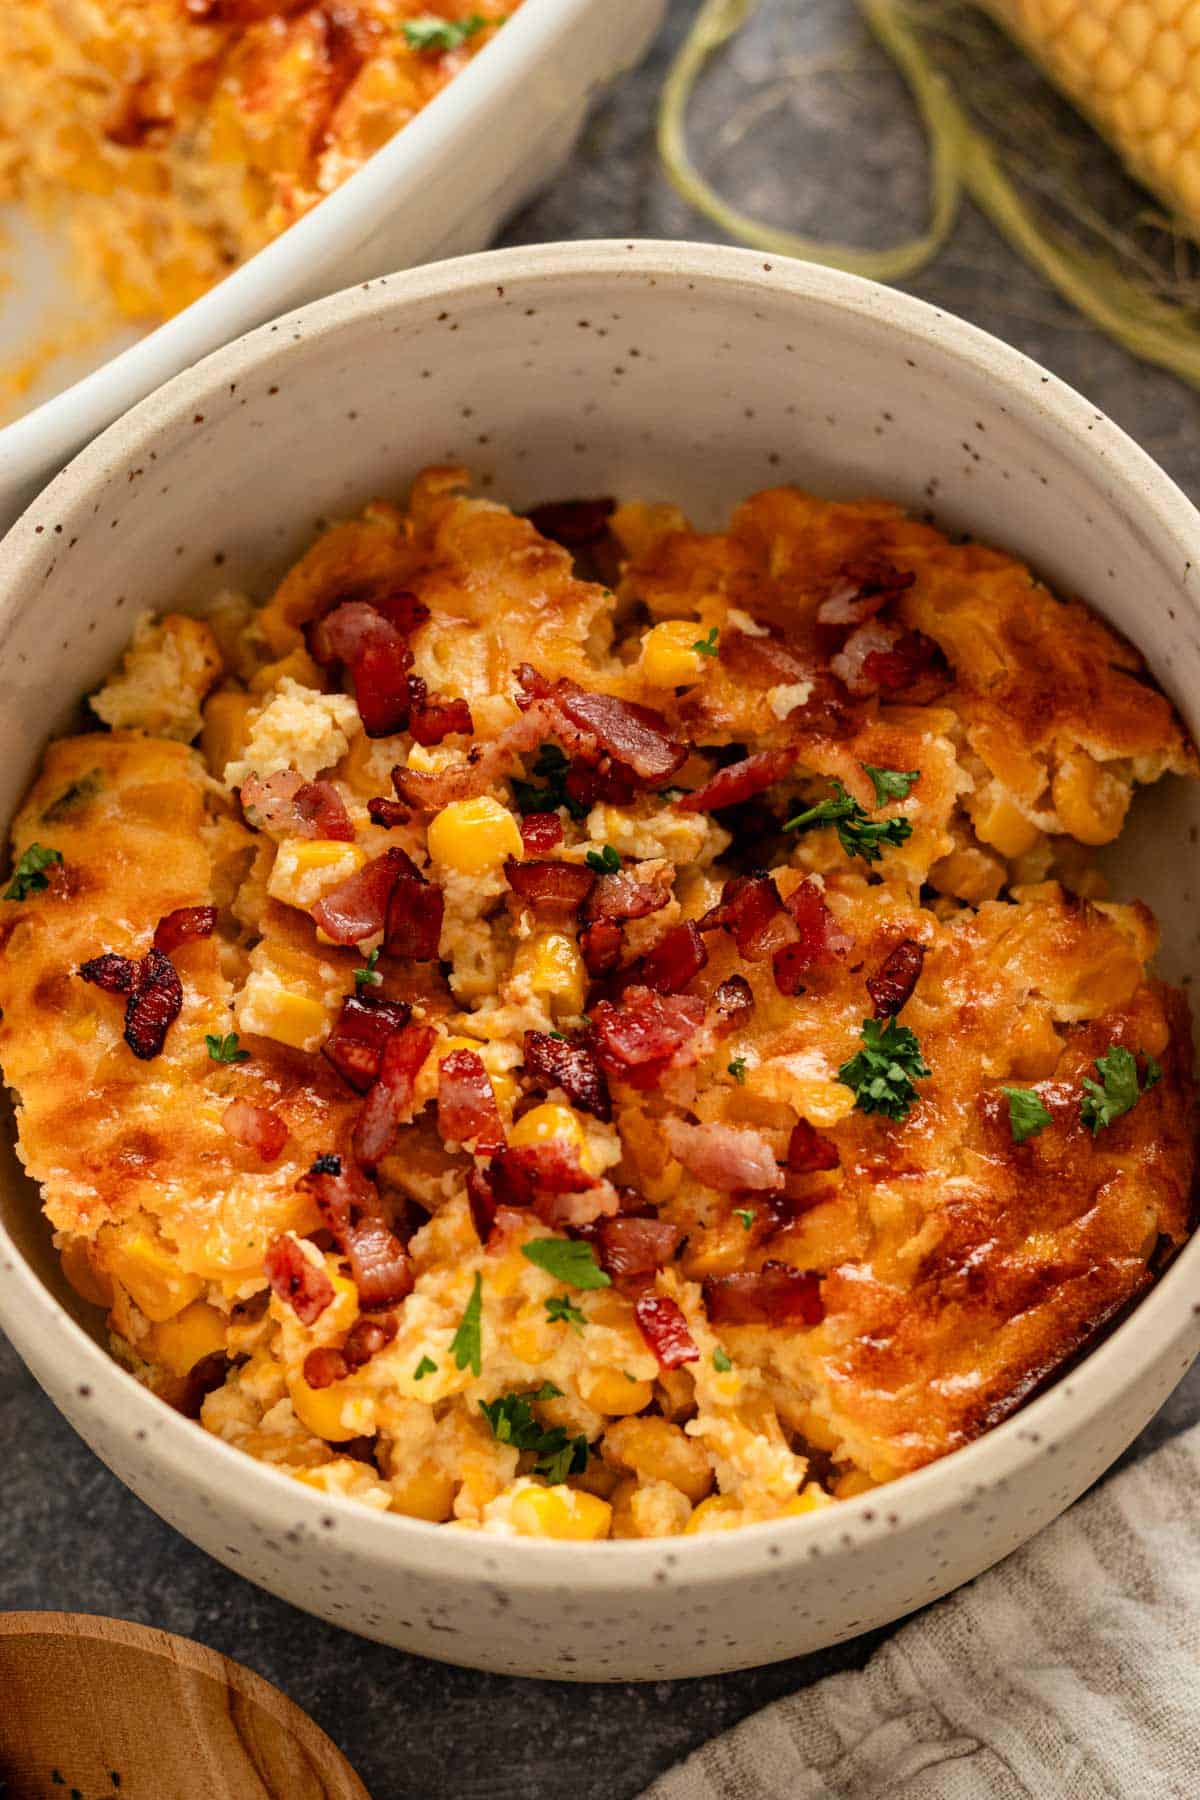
[545,1294,587,1333]
[403,12,488,51]
[784,781,912,864]
[734,1208,754,1230]
[863,764,921,806]
[586,844,621,874]
[354,947,382,991]
[727,1057,747,1085]
[479,1387,589,1484]
[511,742,588,820]
[713,1346,732,1372]
[536,1434,590,1485]
[692,626,720,658]
[413,1355,437,1381]
[4,843,63,902]
[1080,1045,1157,1135]
[521,1238,611,1289]
[206,1032,250,1065]
[838,1016,930,1121]
[1001,1086,1053,1144]
[451,1270,484,1376]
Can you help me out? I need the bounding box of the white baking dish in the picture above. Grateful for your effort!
[0,0,665,531]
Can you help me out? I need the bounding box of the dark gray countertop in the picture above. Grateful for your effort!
[3,3,1198,1794]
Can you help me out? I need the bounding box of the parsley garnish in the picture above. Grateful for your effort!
[545,1294,587,1333]
[512,743,588,819]
[413,1355,437,1381]
[4,843,63,902]
[864,764,921,806]
[734,1208,754,1230]
[586,844,621,874]
[692,626,720,658]
[839,1016,930,1121]
[713,1346,732,1372]
[784,781,912,864]
[206,1032,250,1064]
[727,1057,747,1084]
[450,1271,484,1376]
[354,947,382,991]
[1080,1046,1158,1136]
[479,1387,589,1483]
[521,1237,612,1289]
[1002,1086,1052,1144]
[403,12,488,51]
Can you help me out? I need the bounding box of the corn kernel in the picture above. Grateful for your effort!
[510,1484,612,1540]
[288,1370,365,1443]
[509,1302,548,1365]
[685,1493,742,1533]
[512,929,587,1016]
[143,1300,228,1376]
[427,796,523,874]
[107,1227,204,1323]
[640,620,709,686]
[579,1368,656,1415]
[509,1101,587,1156]
[235,969,330,1053]
[787,1482,838,1513]
[390,1466,456,1522]
[268,838,366,910]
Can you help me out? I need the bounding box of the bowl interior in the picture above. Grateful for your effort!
[2,242,1199,1339]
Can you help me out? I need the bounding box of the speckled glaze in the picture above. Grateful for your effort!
[1,242,1198,1681]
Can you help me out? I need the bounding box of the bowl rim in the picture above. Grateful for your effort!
[2,237,1198,1590]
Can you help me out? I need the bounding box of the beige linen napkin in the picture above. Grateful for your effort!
[643,1422,1200,1800]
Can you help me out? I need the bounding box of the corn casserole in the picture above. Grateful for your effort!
[0,469,1194,1540]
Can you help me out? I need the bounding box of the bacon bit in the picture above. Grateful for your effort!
[523,1030,612,1121]
[367,796,411,829]
[186,0,308,21]
[862,629,944,697]
[302,1345,350,1390]
[584,869,672,924]
[520,812,563,855]
[153,905,217,954]
[352,638,414,737]
[867,938,927,1018]
[222,1098,288,1161]
[406,675,474,746]
[239,771,353,841]
[676,748,799,815]
[297,1155,413,1309]
[466,1165,497,1244]
[702,872,793,961]
[713,973,755,1031]
[816,556,915,626]
[631,921,708,995]
[384,858,443,961]
[486,1140,597,1211]
[391,702,553,811]
[264,1236,334,1325]
[322,993,412,1093]
[370,589,431,635]
[564,761,635,812]
[513,665,686,788]
[309,599,403,669]
[295,779,356,841]
[596,1216,681,1280]
[719,628,811,686]
[704,1262,824,1327]
[580,918,623,976]
[302,1312,398,1390]
[590,986,705,1087]
[634,1293,699,1368]
[352,1023,436,1167]
[311,847,409,945]
[504,859,596,911]
[773,882,849,997]
[80,946,183,1060]
[526,498,616,546]
[785,1119,840,1173]
[663,1117,782,1192]
[772,944,810,997]
[437,1049,505,1153]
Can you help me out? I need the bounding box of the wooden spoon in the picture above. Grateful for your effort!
[0,1612,371,1799]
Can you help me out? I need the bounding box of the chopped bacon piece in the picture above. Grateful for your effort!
[555,687,686,787]
[635,1292,699,1368]
[526,497,616,546]
[294,779,356,841]
[240,771,354,841]
[407,675,474,746]
[861,630,944,697]
[352,638,414,737]
[302,1345,351,1390]
[352,1023,436,1167]
[466,1165,497,1244]
[392,703,553,811]
[370,589,431,636]
[186,0,308,22]
[771,943,810,998]
[523,1030,611,1121]
[482,1141,605,1226]
[719,628,811,686]
[322,993,412,1093]
[704,1262,824,1327]
[309,599,401,669]
[677,748,799,815]
[713,973,755,1030]
[264,1236,334,1325]
[580,919,623,977]
[632,921,708,995]
[297,1154,414,1309]
[584,869,672,924]
[384,858,443,961]
[702,873,793,961]
[153,905,216,954]
[590,986,705,1087]
[302,1312,398,1391]
[520,812,563,855]
[663,1117,782,1192]
[596,1216,681,1281]
[785,1119,840,1173]
[563,760,635,812]
[437,1049,504,1153]
[311,847,410,946]
[81,946,183,1061]
[222,1098,288,1161]
[367,796,411,829]
[867,938,927,1018]
[773,881,849,997]
[816,556,915,626]
[504,859,595,910]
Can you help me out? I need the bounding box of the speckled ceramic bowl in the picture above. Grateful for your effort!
[1,241,1198,1681]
